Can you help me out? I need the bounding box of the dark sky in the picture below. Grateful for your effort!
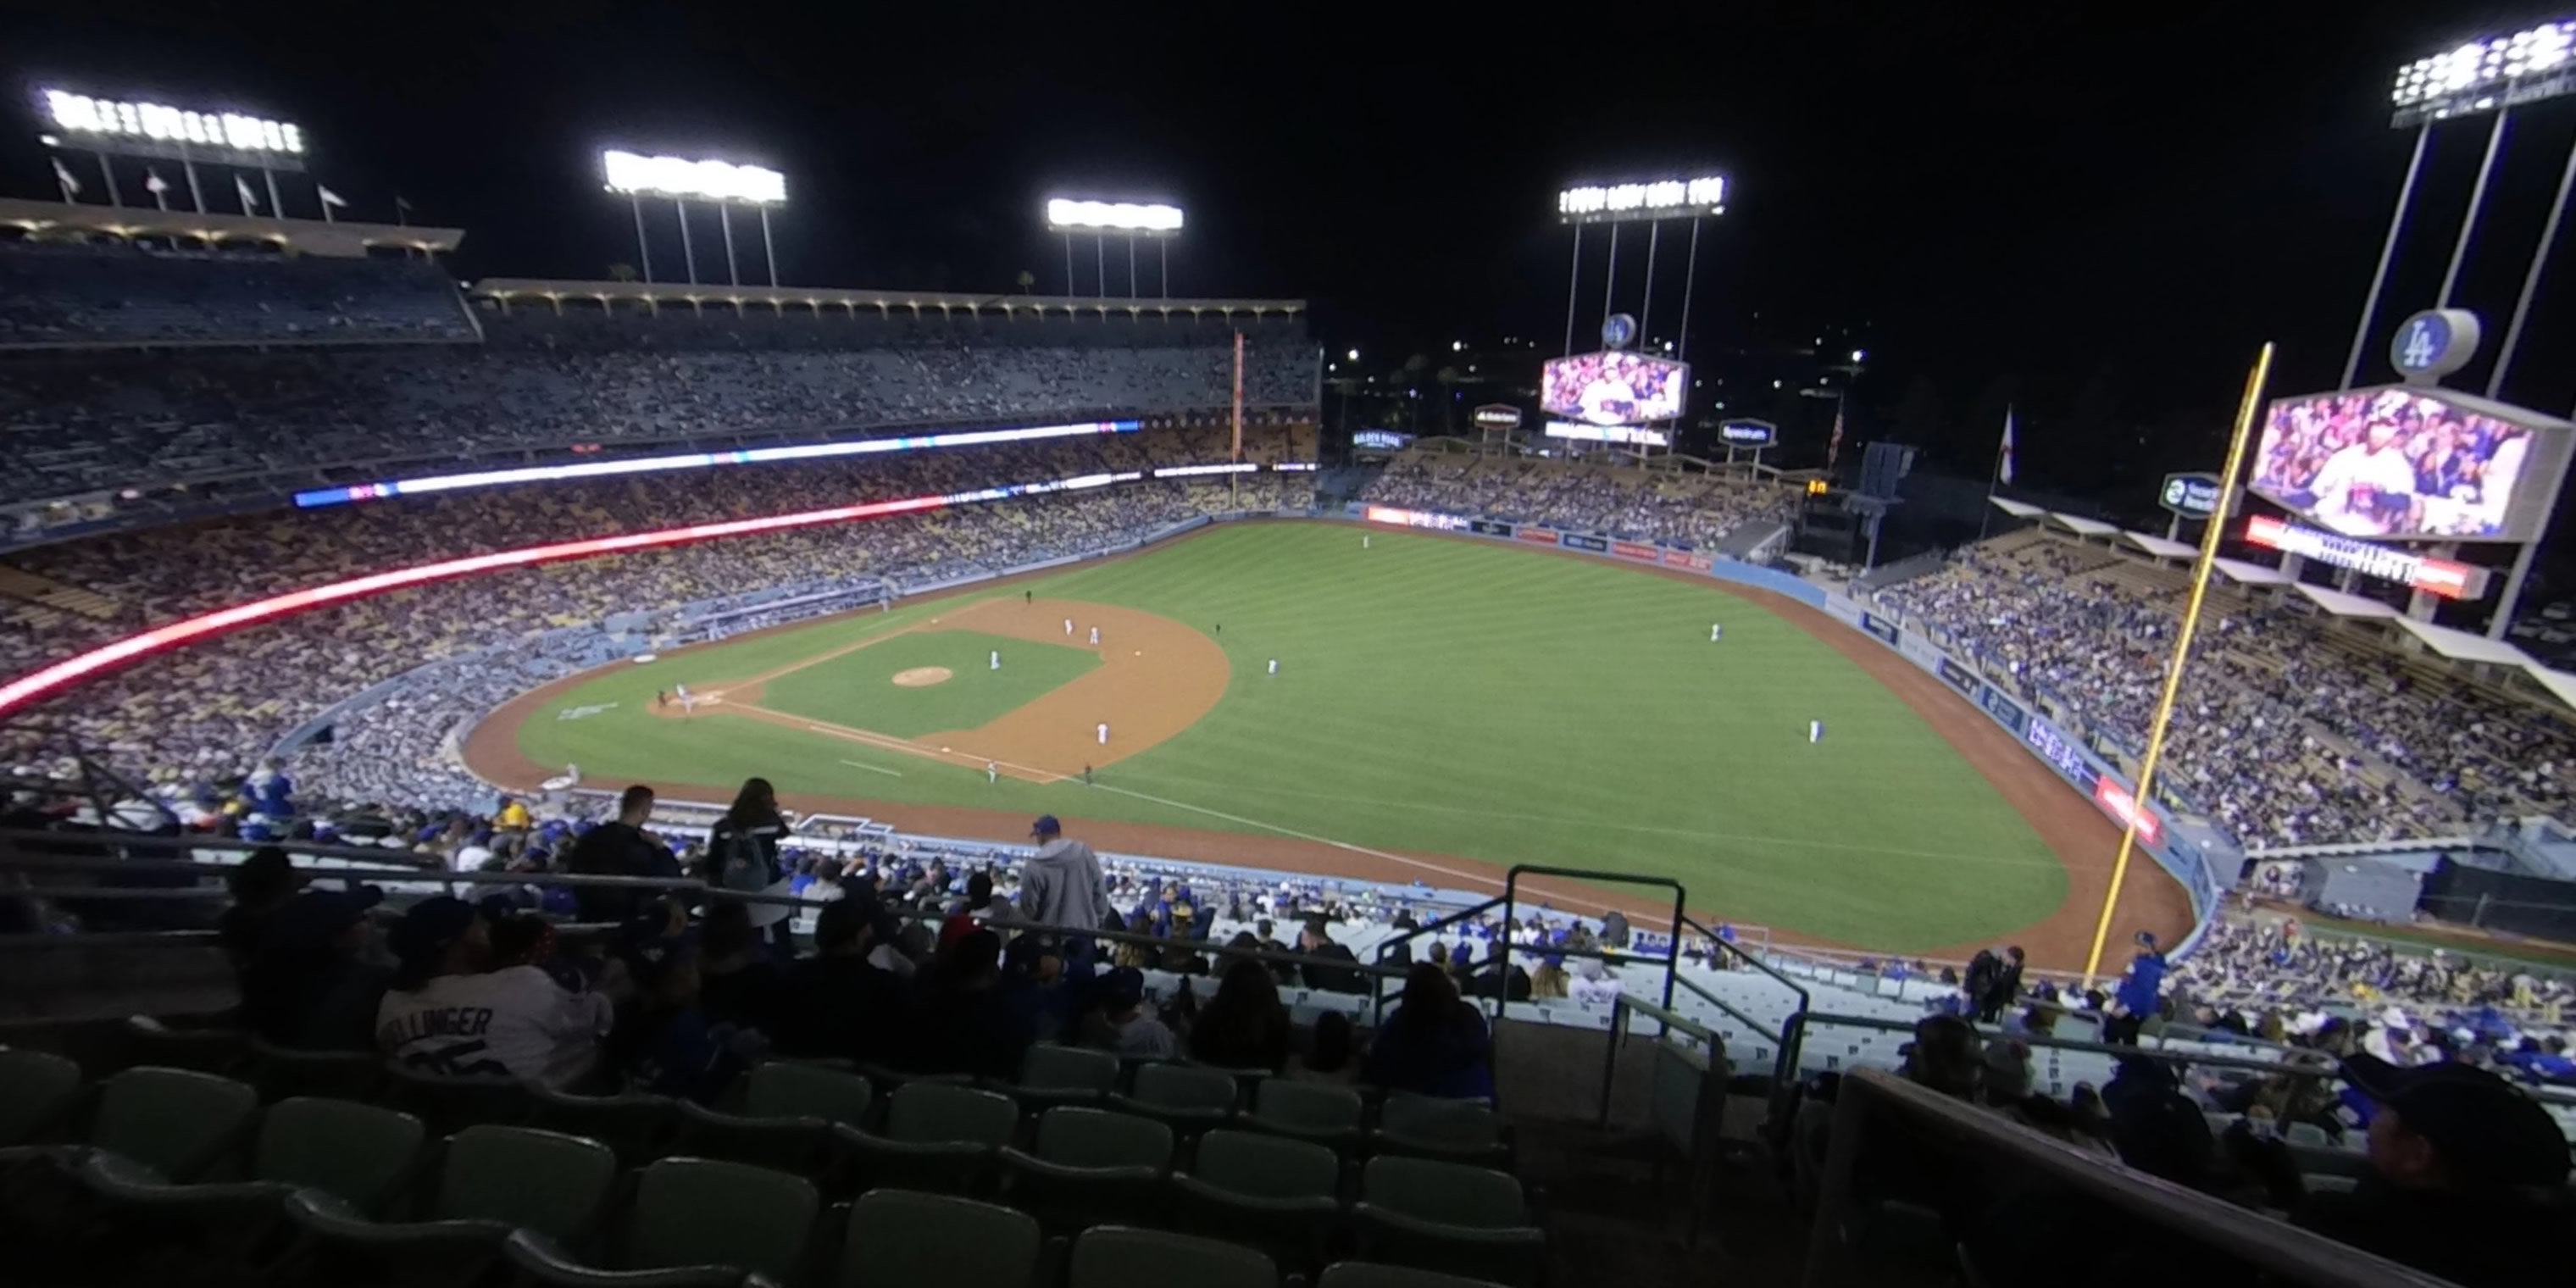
[10,2,2576,486]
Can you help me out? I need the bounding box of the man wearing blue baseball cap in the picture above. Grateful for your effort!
[1019,814,1116,973]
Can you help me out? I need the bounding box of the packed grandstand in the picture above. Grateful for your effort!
[4,222,2575,1288]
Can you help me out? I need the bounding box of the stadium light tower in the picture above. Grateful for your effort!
[1556,175,1726,360]
[602,149,789,288]
[1046,198,1182,299]
[37,87,313,218]
[2346,19,2576,390]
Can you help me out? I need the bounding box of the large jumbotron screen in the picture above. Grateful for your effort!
[2250,386,2569,543]
[1541,352,1688,426]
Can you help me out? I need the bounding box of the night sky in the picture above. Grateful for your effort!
[10,3,2576,502]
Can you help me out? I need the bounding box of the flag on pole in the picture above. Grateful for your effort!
[235,175,261,214]
[143,169,169,195]
[1996,406,2017,485]
[1825,399,1846,470]
[317,185,346,223]
[51,157,81,200]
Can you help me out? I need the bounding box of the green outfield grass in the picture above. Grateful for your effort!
[757,630,1099,738]
[514,524,2068,949]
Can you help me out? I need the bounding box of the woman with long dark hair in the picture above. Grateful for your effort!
[1189,958,1293,1071]
[1363,962,1494,1098]
[702,777,792,951]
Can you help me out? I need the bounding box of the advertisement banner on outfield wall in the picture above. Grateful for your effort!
[1518,528,1562,546]
[1859,612,1900,645]
[2092,774,2163,845]
[1612,541,1660,561]
[1468,519,1514,536]
[1670,552,1714,572]
[1561,533,1610,552]
[1975,686,2029,736]
[1936,658,1978,692]
[1363,505,1470,530]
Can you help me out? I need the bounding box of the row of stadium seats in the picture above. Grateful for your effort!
[0,1052,1539,1286]
[0,240,478,347]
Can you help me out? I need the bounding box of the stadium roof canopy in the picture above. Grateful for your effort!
[1988,497,2046,518]
[0,197,459,258]
[2391,616,2538,666]
[2524,665,2576,711]
[2047,512,2119,536]
[2122,530,2197,558]
[2212,558,2291,586]
[2294,583,2400,619]
[469,278,1305,319]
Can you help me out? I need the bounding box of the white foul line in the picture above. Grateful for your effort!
[836,758,905,779]
[1080,780,1635,916]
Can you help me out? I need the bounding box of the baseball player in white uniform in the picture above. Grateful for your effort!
[1063,617,1074,636]
[1096,722,1109,746]
[1268,658,1280,675]
[1809,719,1825,744]
[990,649,1001,670]
[985,760,999,784]
[676,683,695,714]
[1711,623,1724,642]
[1089,625,1100,645]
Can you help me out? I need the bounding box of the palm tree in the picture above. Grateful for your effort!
[607,263,640,283]
[1435,366,1462,436]
[1015,269,1036,294]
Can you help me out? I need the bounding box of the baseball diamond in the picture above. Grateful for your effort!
[472,520,2193,962]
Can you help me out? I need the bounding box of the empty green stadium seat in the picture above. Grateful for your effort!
[1110,1062,1237,1131]
[116,1017,248,1075]
[834,1082,1019,1196]
[280,1124,619,1286]
[530,1086,679,1168]
[80,1066,261,1181]
[1008,1043,1121,1108]
[675,1100,835,1176]
[504,1157,820,1287]
[75,1096,425,1267]
[1320,1263,1512,1288]
[1169,1129,1342,1272]
[1373,1096,1510,1167]
[836,1189,1042,1288]
[747,1061,876,1129]
[1352,1156,1543,1288]
[1069,1224,1279,1288]
[1000,1107,1172,1235]
[0,1050,83,1146]
[1251,1079,1364,1146]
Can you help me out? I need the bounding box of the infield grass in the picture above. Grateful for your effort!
[515,523,2068,949]
[757,630,1099,739]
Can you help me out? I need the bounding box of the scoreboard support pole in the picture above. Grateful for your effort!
[2082,342,2273,985]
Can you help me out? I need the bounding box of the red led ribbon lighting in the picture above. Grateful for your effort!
[0,491,953,719]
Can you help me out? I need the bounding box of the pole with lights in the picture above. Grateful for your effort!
[36,89,307,226]
[1045,198,1182,300]
[1557,176,1727,452]
[602,150,789,291]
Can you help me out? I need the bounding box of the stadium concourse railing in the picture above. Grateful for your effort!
[1803,1069,2461,1288]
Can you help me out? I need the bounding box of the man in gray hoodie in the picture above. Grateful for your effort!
[1019,815,1116,972]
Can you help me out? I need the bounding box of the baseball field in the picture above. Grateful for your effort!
[470,521,2191,963]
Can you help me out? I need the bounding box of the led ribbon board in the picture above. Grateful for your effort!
[0,469,1156,719]
[295,419,1141,508]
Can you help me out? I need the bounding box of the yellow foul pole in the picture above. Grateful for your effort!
[2080,342,2274,983]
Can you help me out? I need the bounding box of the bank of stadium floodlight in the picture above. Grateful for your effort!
[1555,175,1728,452]
[1045,198,1184,301]
[602,149,789,289]
[39,87,311,216]
[2348,18,2576,429]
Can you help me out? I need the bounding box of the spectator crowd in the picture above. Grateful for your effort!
[1870,532,2576,846]
[1362,448,1796,551]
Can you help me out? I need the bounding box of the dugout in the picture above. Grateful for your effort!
[2418,856,2576,941]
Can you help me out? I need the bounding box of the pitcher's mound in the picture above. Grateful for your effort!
[891,666,953,688]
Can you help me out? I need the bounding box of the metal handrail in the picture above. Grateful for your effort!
[1803,1069,2458,1288]
[1504,865,1688,1037]
[1596,992,1722,1129]
[1680,911,1810,1091]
